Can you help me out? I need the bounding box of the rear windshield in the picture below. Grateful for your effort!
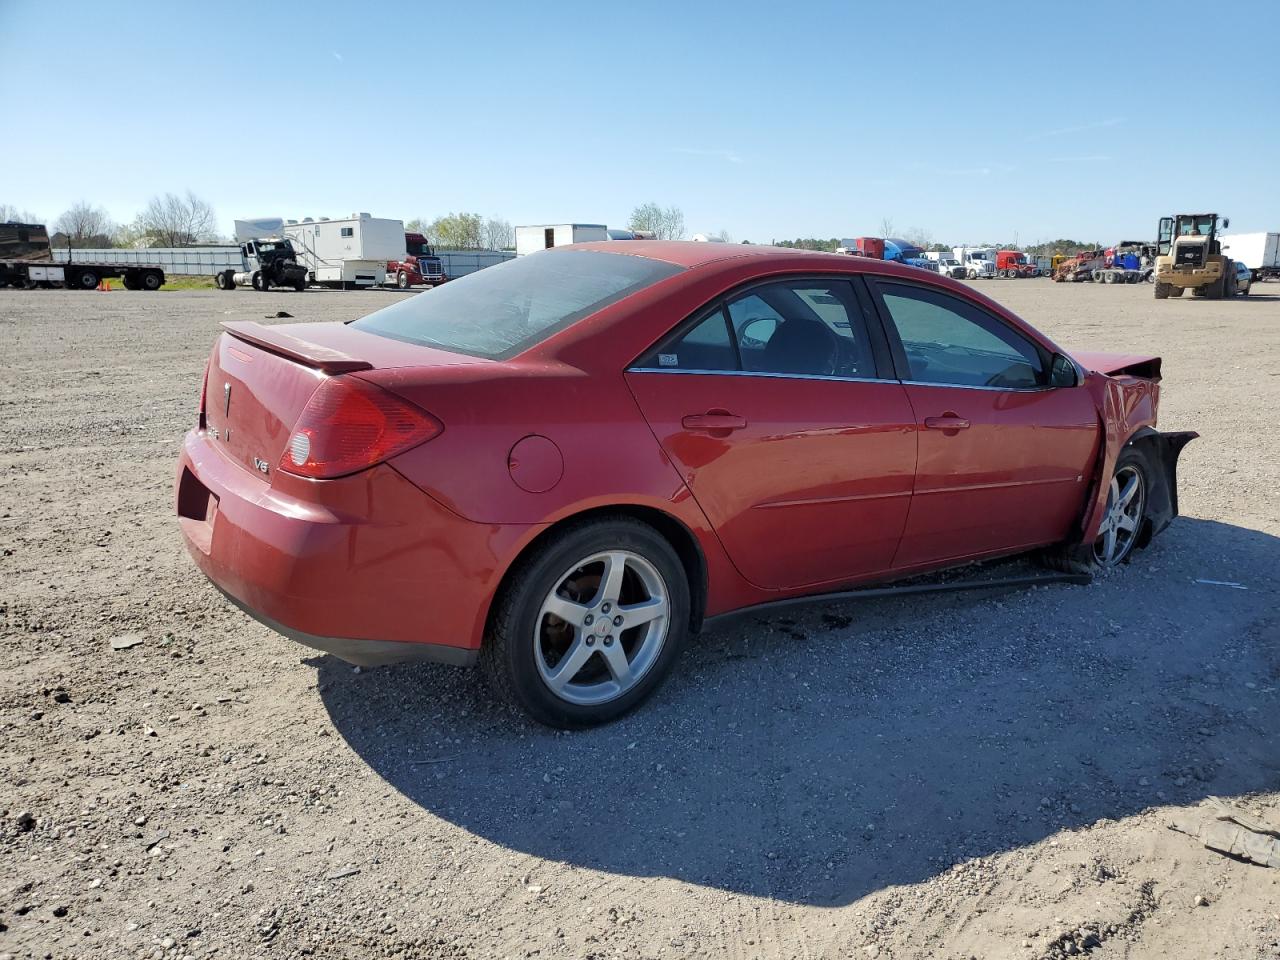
[351,249,683,358]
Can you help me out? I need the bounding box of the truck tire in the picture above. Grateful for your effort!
[1153,282,1170,299]
[294,278,306,292]
[252,272,265,292]
[1222,261,1236,298]
[140,270,163,291]
[397,271,409,290]
[72,268,99,290]
[123,274,140,291]
[213,272,224,290]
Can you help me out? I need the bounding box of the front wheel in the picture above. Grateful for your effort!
[397,271,409,290]
[482,518,690,728]
[1041,449,1148,575]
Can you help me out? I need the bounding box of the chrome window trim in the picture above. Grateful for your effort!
[625,367,1074,393]
[625,367,902,386]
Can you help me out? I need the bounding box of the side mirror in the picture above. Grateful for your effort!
[1049,353,1079,387]
[1222,217,1230,230]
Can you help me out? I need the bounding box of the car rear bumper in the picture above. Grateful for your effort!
[175,429,534,666]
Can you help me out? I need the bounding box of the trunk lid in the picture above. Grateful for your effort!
[205,321,482,478]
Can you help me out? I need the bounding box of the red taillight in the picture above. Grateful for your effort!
[279,377,442,479]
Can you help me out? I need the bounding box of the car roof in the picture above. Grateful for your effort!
[567,239,856,270]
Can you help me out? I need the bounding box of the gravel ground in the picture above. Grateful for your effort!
[1,280,1278,960]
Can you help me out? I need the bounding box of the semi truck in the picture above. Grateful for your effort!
[953,246,997,279]
[1217,232,1280,283]
[1,221,165,290]
[385,232,447,288]
[995,250,1036,278]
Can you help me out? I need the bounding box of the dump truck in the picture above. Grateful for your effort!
[1153,213,1236,299]
[0,222,166,290]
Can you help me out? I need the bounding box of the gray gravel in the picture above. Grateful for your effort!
[0,281,1277,959]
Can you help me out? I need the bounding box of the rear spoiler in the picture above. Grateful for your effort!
[221,321,372,374]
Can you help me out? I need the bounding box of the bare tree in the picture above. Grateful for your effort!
[136,190,217,246]
[629,202,686,240]
[54,201,115,245]
[709,228,733,243]
[880,217,895,239]
[0,203,41,223]
[902,226,933,250]
[482,217,514,250]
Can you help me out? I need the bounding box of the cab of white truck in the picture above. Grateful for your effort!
[953,247,997,279]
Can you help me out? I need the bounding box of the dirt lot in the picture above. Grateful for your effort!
[1,280,1278,960]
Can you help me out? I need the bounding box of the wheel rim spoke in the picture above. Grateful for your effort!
[601,643,632,685]
[1103,525,1117,562]
[595,552,628,606]
[546,636,593,692]
[1116,512,1138,534]
[619,595,667,629]
[1117,474,1139,509]
[541,594,589,627]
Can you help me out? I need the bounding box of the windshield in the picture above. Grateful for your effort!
[408,242,433,256]
[351,249,683,359]
[1178,216,1215,236]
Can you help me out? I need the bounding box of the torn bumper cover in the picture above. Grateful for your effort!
[1133,430,1199,547]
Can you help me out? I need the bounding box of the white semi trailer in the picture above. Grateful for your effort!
[1218,232,1280,282]
[515,224,609,256]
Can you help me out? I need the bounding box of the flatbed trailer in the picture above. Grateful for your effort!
[0,222,165,290]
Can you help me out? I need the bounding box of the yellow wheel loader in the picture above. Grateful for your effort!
[1153,213,1236,299]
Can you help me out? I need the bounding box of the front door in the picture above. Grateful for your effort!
[868,279,1100,568]
[625,277,918,590]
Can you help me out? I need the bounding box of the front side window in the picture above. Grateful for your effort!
[876,282,1046,389]
[352,249,682,359]
[636,278,878,380]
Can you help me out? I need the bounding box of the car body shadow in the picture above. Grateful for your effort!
[313,517,1279,906]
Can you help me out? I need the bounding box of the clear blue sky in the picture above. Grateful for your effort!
[4,0,1278,245]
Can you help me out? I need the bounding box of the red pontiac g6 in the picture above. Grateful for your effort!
[176,242,1196,726]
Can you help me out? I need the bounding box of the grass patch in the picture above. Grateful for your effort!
[102,275,216,291]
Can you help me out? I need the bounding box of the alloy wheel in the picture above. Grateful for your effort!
[1093,465,1144,566]
[533,550,670,706]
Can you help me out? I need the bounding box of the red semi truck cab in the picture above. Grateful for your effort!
[387,232,448,289]
[996,250,1036,277]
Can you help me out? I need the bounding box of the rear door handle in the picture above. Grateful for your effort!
[924,415,970,431]
[682,412,748,432]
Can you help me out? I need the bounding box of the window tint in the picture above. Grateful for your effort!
[728,280,874,378]
[877,282,1045,388]
[639,307,736,371]
[637,279,878,379]
[352,250,682,359]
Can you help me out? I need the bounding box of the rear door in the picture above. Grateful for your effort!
[625,276,917,590]
[866,278,1100,567]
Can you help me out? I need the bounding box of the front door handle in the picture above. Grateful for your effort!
[924,414,970,431]
[682,411,748,432]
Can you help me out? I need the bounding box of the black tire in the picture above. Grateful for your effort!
[140,270,162,291]
[212,272,223,290]
[397,271,410,290]
[73,268,99,290]
[482,517,691,728]
[252,272,265,292]
[123,276,140,291]
[294,279,306,292]
[1041,446,1150,575]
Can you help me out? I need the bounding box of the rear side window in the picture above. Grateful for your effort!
[636,278,880,380]
[352,250,682,359]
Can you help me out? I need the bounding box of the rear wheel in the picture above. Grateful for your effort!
[140,270,162,291]
[482,518,690,728]
[1154,282,1170,299]
[1041,448,1148,575]
[73,268,99,290]
[397,271,409,290]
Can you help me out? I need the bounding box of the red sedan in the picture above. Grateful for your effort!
[176,242,1195,726]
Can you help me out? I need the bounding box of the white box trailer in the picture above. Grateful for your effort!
[282,213,405,288]
[515,224,609,256]
[1218,232,1280,281]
